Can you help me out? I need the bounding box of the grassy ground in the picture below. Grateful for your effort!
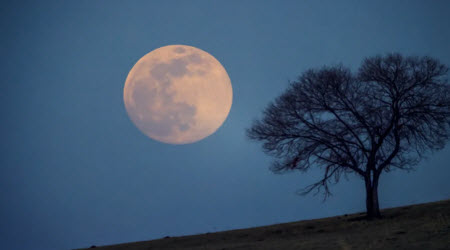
[77,199,450,250]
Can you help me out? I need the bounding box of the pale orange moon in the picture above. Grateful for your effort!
[123,45,233,144]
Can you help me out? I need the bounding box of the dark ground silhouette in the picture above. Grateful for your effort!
[76,199,450,250]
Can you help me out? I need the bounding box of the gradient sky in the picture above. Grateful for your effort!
[1,1,450,249]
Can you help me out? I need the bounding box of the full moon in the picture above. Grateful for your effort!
[124,45,233,144]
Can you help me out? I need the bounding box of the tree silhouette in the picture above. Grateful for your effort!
[247,53,450,219]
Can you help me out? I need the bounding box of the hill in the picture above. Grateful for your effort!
[76,199,450,250]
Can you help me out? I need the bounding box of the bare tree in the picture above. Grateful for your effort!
[247,53,450,219]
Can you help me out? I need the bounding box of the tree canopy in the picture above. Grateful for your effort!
[247,53,450,218]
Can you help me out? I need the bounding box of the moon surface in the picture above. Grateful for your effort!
[124,45,233,144]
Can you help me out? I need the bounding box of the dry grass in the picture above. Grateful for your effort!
[76,199,450,250]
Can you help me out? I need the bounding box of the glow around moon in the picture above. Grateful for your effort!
[124,45,233,144]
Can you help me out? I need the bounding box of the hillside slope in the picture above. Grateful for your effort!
[76,199,450,250]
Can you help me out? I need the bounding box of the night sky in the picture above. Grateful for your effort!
[1,1,450,249]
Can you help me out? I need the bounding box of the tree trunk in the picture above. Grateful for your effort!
[365,174,381,219]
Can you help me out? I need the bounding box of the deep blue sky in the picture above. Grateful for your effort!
[1,1,450,249]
